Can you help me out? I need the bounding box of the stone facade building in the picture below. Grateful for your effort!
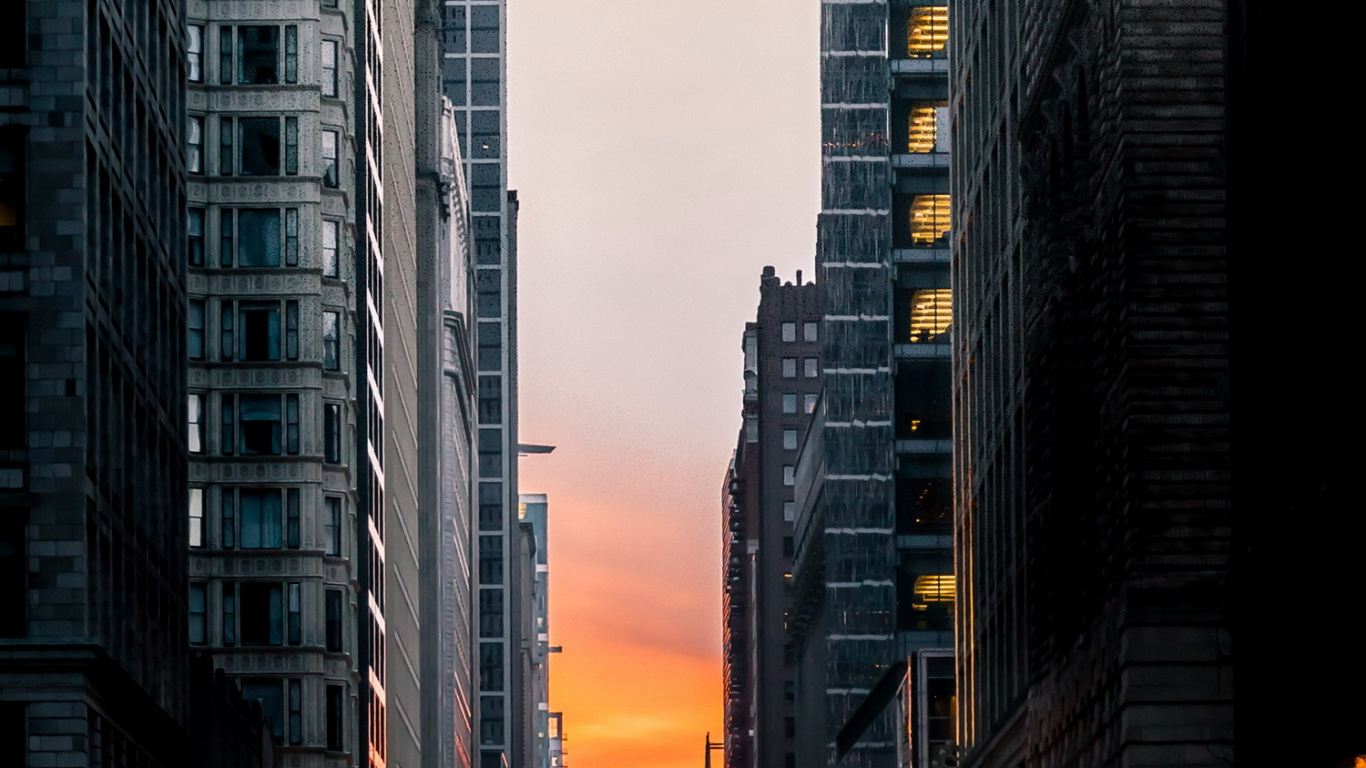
[183,0,369,765]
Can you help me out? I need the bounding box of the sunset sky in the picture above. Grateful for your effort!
[505,2,820,765]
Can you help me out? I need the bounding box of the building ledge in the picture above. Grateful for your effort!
[895,439,952,454]
[892,58,949,75]
[894,343,950,359]
[892,248,949,263]
[892,153,949,169]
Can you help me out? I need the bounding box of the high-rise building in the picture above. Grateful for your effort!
[788,3,955,766]
[1,2,259,767]
[416,96,477,768]
[948,2,1241,765]
[440,4,520,766]
[721,268,821,768]
[183,0,373,763]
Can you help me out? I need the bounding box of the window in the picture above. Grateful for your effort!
[803,322,818,342]
[188,300,205,359]
[222,583,236,644]
[478,427,501,477]
[240,489,283,549]
[479,589,503,637]
[189,487,204,546]
[324,496,341,556]
[785,717,796,737]
[219,116,233,174]
[238,27,281,84]
[804,393,818,414]
[189,583,206,644]
[288,678,302,745]
[478,535,503,585]
[471,5,500,53]
[478,376,501,424]
[187,25,203,82]
[326,590,344,651]
[326,684,345,751]
[220,300,234,360]
[480,696,504,746]
[286,394,300,454]
[783,429,798,450]
[323,311,340,370]
[287,583,301,646]
[188,393,205,454]
[219,27,234,85]
[240,679,284,742]
[237,208,283,266]
[236,394,284,455]
[781,393,797,414]
[283,26,298,85]
[783,501,795,522]
[804,358,819,378]
[324,403,341,464]
[478,482,501,531]
[908,289,953,343]
[322,40,338,97]
[286,488,300,549]
[0,128,25,252]
[781,358,796,378]
[239,118,281,175]
[284,117,298,175]
[0,513,25,637]
[239,582,284,645]
[238,301,281,360]
[188,208,204,266]
[187,116,203,173]
[221,488,236,549]
[480,642,505,694]
[322,130,338,188]
[910,194,951,247]
[471,57,500,108]
[781,322,796,342]
[906,6,948,58]
[322,220,339,277]
[783,536,794,557]
[783,465,795,486]
[285,300,299,359]
[908,101,951,154]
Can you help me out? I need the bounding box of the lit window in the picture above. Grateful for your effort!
[322,219,339,277]
[910,194,951,247]
[322,130,339,188]
[187,116,203,173]
[782,358,796,378]
[906,7,948,58]
[803,322,818,342]
[188,393,204,453]
[189,487,204,546]
[781,322,796,342]
[912,574,956,605]
[908,101,950,154]
[187,25,203,82]
[781,394,797,414]
[783,429,798,450]
[908,289,952,343]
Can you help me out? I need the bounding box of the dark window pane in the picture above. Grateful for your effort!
[479,642,504,691]
[478,535,502,585]
[0,512,26,637]
[240,679,284,741]
[238,27,280,84]
[240,582,284,646]
[240,395,282,455]
[239,302,281,360]
[238,209,281,267]
[239,118,281,175]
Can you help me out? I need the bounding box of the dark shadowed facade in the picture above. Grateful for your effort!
[0,0,193,765]
[722,268,821,768]
[949,0,1363,765]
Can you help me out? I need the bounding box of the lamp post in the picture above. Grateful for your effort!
[704,732,724,768]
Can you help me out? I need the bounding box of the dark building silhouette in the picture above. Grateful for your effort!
[949,0,1363,765]
[722,268,821,768]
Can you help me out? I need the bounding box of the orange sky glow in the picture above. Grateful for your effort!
[508,1,820,764]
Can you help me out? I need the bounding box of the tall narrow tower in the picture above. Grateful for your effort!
[440,3,519,766]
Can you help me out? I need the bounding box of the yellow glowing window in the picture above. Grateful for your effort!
[913,574,955,605]
[910,194,951,246]
[907,103,950,153]
[907,7,948,58]
[908,289,952,343]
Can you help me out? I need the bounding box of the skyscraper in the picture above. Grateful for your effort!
[788,3,954,766]
[183,0,373,762]
[949,1,1237,765]
[2,1,190,765]
[440,4,520,766]
[722,268,821,768]
[517,494,553,768]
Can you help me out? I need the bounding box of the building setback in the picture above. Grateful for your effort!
[439,3,522,766]
[722,268,821,768]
